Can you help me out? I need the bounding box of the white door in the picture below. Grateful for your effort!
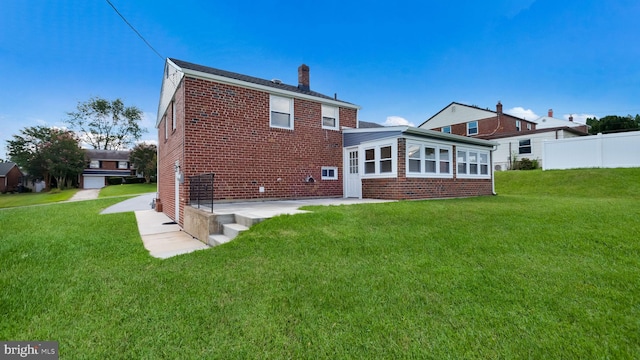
[175,163,180,223]
[344,147,361,198]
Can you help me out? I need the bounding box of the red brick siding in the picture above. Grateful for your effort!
[361,138,493,200]
[0,166,22,193]
[446,116,536,137]
[157,76,357,224]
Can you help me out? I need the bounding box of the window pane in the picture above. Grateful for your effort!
[440,161,450,173]
[470,164,478,174]
[271,112,290,127]
[480,153,488,164]
[426,160,436,173]
[90,160,99,169]
[365,149,375,161]
[425,147,436,160]
[322,169,328,177]
[440,148,449,159]
[469,152,477,163]
[365,162,375,174]
[457,151,466,163]
[380,146,392,159]
[458,163,467,174]
[271,96,290,113]
[380,159,392,173]
[322,116,336,127]
[408,145,420,159]
[409,159,421,172]
[481,164,489,175]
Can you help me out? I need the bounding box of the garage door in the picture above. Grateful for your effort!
[84,176,105,189]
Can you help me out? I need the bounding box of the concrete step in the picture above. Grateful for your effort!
[208,234,232,246]
[235,214,266,228]
[223,223,249,239]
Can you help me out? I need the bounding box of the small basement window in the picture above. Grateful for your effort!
[321,167,338,180]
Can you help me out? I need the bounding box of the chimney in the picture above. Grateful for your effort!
[548,109,553,117]
[569,115,574,122]
[496,101,503,114]
[298,64,310,91]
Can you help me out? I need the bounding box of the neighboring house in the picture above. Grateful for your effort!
[0,162,24,193]
[479,126,589,170]
[81,149,135,189]
[156,58,497,226]
[535,109,590,133]
[419,101,537,137]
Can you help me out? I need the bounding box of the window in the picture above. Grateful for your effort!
[407,142,453,177]
[516,120,521,131]
[519,139,532,154]
[90,160,100,169]
[270,95,294,129]
[164,115,168,140]
[118,161,128,169]
[321,167,338,180]
[362,141,397,177]
[457,148,490,178]
[322,105,339,130]
[527,123,532,130]
[171,100,176,130]
[467,121,478,135]
[441,126,451,134]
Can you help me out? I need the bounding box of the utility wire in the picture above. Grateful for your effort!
[106,0,164,61]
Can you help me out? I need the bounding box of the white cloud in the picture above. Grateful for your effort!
[563,114,593,124]
[505,107,539,120]
[383,116,415,127]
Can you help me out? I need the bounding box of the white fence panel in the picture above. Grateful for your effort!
[543,131,640,170]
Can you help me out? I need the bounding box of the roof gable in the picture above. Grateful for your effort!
[419,102,496,129]
[0,162,21,176]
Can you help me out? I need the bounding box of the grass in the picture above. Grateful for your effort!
[98,183,157,198]
[1,168,639,358]
[0,189,77,209]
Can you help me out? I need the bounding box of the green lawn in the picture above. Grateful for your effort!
[1,169,639,359]
[98,183,157,198]
[0,189,77,209]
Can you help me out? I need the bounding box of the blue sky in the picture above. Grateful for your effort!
[2,0,640,160]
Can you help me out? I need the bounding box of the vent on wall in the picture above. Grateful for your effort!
[452,106,456,112]
[271,79,282,84]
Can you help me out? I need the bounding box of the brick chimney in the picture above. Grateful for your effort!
[298,64,310,91]
[496,101,503,114]
[548,109,553,117]
[569,115,574,122]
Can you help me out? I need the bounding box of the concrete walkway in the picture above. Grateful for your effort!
[68,189,100,201]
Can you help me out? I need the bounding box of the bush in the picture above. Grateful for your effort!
[107,177,124,185]
[124,176,145,184]
[515,158,538,170]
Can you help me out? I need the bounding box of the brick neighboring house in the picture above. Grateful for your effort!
[156,59,497,226]
[0,162,24,193]
[419,101,537,137]
[81,149,135,189]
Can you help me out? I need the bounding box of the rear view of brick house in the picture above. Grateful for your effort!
[156,58,359,225]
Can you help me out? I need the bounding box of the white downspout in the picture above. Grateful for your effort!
[491,144,498,195]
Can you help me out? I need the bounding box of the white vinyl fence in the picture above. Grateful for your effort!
[542,131,640,170]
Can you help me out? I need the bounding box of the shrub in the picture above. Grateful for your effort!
[515,158,537,170]
[107,177,124,185]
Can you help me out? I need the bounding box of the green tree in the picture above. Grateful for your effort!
[129,143,157,183]
[7,126,55,189]
[42,131,86,189]
[66,97,145,150]
[586,115,640,134]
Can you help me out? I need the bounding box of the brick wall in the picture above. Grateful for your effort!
[445,115,536,138]
[361,138,493,200]
[157,76,357,224]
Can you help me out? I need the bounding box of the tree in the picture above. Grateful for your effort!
[129,143,157,183]
[7,126,55,189]
[586,115,640,135]
[66,97,145,150]
[42,131,86,189]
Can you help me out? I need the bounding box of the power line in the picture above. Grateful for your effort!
[105,0,164,61]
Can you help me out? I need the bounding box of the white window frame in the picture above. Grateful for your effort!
[406,141,453,178]
[321,105,339,130]
[171,100,176,131]
[467,121,478,135]
[516,120,521,131]
[90,160,100,169]
[527,123,532,130]
[321,166,338,180]
[270,94,294,130]
[519,139,532,154]
[361,139,397,178]
[456,147,491,179]
[441,126,451,134]
[164,115,168,140]
[118,161,128,169]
